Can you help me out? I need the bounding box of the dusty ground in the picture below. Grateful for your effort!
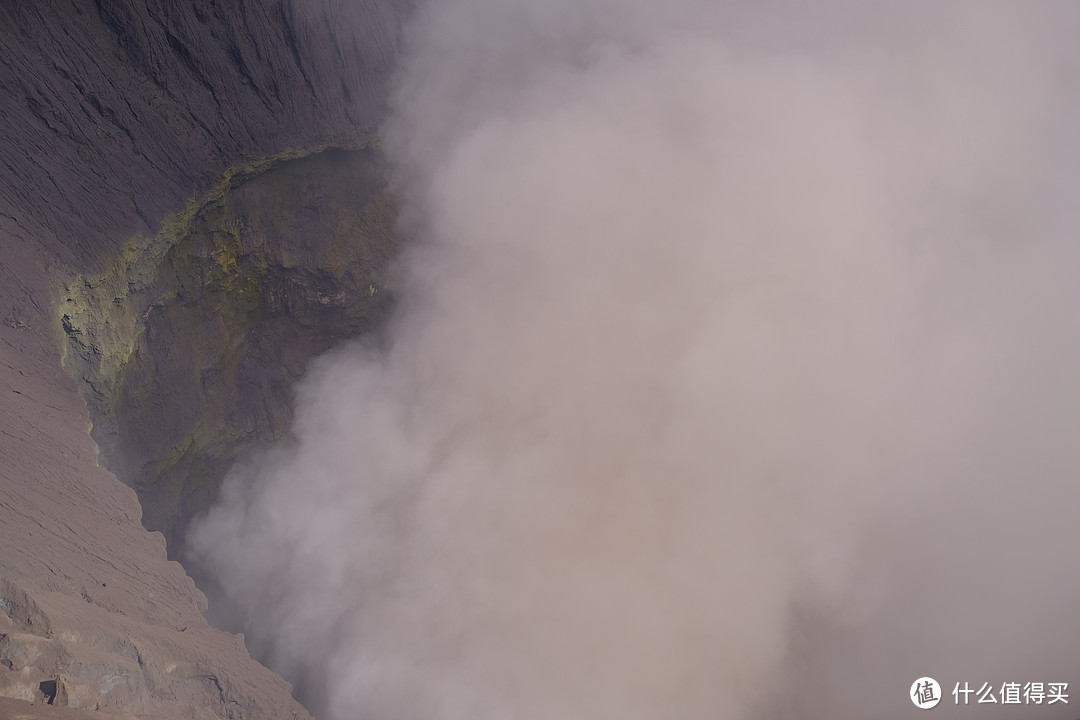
[0,696,125,720]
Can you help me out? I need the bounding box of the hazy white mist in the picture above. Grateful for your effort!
[190,1,1080,718]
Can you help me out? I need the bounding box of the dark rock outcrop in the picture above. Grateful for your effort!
[0,0,406,332]
[60,145,400,554]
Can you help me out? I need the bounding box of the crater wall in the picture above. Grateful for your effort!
[0,1,409,717]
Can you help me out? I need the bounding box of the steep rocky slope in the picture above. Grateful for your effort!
[0,324,311,719]
[0,1,407,717]
[59,145,399,555]
[1,0,404,333]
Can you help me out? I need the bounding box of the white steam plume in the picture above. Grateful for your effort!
[190,2,1080,718]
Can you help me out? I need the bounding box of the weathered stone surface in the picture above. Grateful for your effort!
[0,695,130,720]
[0,0,407,334]
[0,323,314,719]
[0,1,410,718]
[58,146,400,554]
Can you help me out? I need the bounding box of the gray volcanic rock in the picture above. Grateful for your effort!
[65,146,400,557]
[0,1,410,717]
[0,696,118,720]
[0,322,312,719]
[0,0,406,330]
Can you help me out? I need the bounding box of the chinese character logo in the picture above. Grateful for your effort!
[912,677,942,709]
[951,680,1069,706]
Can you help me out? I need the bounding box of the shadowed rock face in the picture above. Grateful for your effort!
[0,0,407,330]
[59,145,400,556]
[0,1,408,717]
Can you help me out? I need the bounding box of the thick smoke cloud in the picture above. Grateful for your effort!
[190,2,1080,718]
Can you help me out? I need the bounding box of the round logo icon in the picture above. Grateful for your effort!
[911,677,942,709]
